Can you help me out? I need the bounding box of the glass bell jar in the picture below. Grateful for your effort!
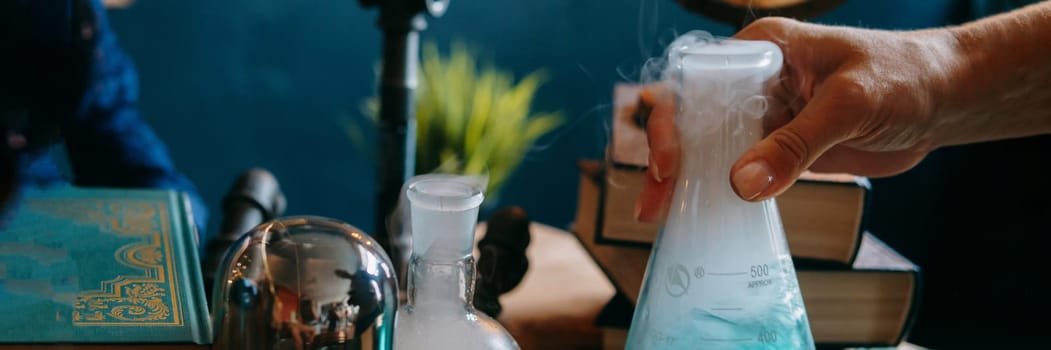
[211,215,398,350]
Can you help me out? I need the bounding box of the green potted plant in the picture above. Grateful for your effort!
[349,41,563,205]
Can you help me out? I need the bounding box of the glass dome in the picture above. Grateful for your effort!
[211,215,398,350]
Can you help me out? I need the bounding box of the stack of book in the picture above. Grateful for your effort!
[569,84,923,349]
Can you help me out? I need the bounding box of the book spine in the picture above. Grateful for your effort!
[171,192,214,344]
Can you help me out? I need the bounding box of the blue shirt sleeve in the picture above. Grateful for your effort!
[35,0,209,238]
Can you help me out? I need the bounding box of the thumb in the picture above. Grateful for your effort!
[729,91,854,201]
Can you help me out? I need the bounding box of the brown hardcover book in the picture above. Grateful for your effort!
[574,170,921,347]
[604,83,870,265]
[601,165,870,265]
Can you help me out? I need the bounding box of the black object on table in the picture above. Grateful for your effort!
[201,168,286,302]
[474,206,532,318]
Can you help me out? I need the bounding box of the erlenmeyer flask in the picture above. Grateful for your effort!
[393,174,520,350]
[626,32,816,350]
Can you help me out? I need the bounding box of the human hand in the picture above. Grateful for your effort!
[635,17,964,222]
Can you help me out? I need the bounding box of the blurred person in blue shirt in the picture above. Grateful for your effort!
[0,0,208,236]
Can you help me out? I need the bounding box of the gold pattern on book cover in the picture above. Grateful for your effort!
[24,199,183,327]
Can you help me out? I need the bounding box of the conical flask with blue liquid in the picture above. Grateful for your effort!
[626,32,816,350]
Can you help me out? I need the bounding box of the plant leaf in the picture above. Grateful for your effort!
[351,39,564,197]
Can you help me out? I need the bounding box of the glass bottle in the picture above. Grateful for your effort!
[626,32,816,350]
[394,174,520,350]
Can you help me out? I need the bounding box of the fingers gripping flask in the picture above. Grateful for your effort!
[626,33,816,350]
[393,174,520,350]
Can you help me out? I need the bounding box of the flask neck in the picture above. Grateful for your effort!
[678,118,761,182]
[672,97,766,209]
[673,59,771,184]
[401,174,486,313]
[406,254,474,311]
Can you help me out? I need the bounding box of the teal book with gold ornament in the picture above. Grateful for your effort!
[0,186,211,348]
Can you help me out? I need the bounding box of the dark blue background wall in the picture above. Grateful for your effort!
[105,0,962,236]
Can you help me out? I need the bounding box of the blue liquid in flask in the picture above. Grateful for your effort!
[625,32,816,350]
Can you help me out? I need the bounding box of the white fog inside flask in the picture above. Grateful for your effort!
[625,31,816,350]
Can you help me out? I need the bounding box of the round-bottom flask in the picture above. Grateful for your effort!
[394,174,520,350]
